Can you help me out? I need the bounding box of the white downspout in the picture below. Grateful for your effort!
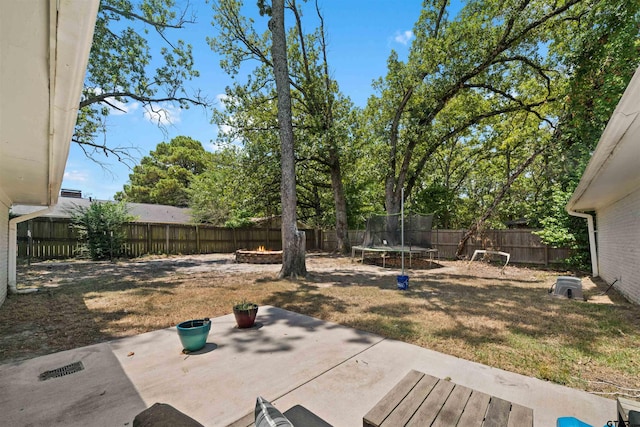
[566,209,598,277]
[8,207,52,294]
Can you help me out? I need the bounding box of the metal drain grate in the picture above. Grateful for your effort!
[38,361,84,381]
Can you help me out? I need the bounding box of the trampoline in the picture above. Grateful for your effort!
[351,213,438,267]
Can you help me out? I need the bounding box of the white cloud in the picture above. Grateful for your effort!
[394,30,414,45]
[216,93,229,106]
[216,93,241,110]
[63,170,89,182]
[143,103,182,126]
[218,123,233,135]
[108,99,140,115]
[85,87,140,115]
[214,93,240,143]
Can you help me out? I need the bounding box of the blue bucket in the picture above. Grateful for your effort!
[397,275,409,290]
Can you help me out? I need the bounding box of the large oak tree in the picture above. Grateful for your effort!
[364,0,638,256]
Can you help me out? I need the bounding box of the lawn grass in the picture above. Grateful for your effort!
[1,254,639,398]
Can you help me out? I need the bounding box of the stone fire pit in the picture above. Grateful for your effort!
[235,249,283,264]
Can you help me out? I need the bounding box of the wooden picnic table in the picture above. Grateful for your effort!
[363,370,533,427]
[618,396,640,426]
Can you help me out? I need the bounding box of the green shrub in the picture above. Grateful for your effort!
[70,201,135,260]
[534,186,590,271]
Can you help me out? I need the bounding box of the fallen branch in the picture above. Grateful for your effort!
[571,376,640,397]
[590,391,640,398]
[593,378,640,393]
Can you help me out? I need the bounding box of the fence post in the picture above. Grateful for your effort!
[544,244,549,266]
[233,228,237,250]
[27,220,32,266]
[165,225,170,254]
[146,223,151,255]
[196,224,200,254]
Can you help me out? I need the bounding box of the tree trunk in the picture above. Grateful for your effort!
[329,147,350,253]
[385,176,402,216]
[455,146,545,258]
[314,4,350,254]
[271,0,307,278]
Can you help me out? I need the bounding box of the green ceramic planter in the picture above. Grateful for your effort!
[176,318,211,351]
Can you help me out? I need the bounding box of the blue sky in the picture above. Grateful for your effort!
[61,1,424,201]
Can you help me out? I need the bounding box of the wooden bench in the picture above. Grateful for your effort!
[618,397,640,427]
[363,370,533,427]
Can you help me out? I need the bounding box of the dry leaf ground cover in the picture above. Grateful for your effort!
[1,252,639,398]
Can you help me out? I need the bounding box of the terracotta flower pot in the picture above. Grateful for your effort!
[233,304,258,328]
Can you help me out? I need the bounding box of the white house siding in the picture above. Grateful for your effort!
[597,187,640,304]
[0,199,8,306]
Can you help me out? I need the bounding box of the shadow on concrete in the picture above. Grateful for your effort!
[184,342,218,355]
[0,343,148,426]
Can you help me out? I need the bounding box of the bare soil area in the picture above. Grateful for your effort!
[2,252,639,397]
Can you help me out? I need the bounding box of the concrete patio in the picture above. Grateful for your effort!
[0,306,616,426]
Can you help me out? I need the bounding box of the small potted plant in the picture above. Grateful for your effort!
[233,301,259,328]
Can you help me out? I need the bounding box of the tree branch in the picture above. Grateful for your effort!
[101,98,127,113]
[388,0,582,212]
[405,97,553,198]
[492,55,554,97]
[72,137,139,169]
[455,144,546,257]
[462,83,555,126]
[80,91,208,109]
[433,0,448,37]
[100,4,195,30]
[417,0,582,129]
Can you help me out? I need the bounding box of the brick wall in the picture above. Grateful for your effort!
[0,199,8,306]
[597,186,640,305]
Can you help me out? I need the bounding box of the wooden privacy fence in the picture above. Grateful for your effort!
[16,218,319,260]
[323,228,572,266]
[17,217,571,265]
[430,229,571,265]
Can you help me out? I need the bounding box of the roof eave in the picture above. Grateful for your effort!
[48,0,100,206]
[0,0,98,207]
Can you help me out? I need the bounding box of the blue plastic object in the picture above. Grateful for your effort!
[556,417,594,427]
[397,275,409,290]
[176,319,211,351]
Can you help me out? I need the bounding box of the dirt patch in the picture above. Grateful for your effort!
[2,252,639,397]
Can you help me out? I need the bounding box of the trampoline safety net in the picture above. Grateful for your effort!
[361,213,434,248]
